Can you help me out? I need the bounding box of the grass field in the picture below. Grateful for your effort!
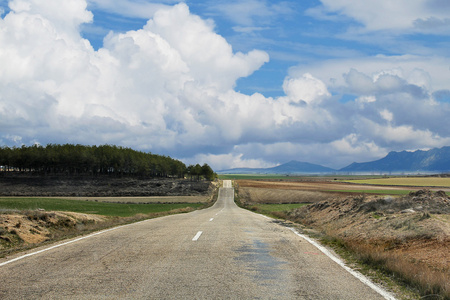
[54,196,209,203]
[0,198,204,217]
[250,203,310,212]
[340,177,450,187]
[242,203,310,220]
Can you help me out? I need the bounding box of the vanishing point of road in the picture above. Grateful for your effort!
[0,180,394,299]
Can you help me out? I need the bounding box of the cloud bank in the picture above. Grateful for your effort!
[1,0,450,170]
[309,0,450,34]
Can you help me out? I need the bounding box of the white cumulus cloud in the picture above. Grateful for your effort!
[0,0,449,170]
[310,0,450,34]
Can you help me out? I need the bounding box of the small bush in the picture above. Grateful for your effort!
[55,218,74,228]
[271,211,288,219]
[0,227,7,235]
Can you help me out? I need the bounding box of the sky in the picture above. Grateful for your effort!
[0,0,450,170]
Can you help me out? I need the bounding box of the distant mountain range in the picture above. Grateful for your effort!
[340,146,450,173]
[218,160,335,174]
[217,146,450,174]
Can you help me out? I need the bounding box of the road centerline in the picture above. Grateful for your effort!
[192,231,203,241]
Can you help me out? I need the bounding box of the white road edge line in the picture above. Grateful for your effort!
[288,227,396,300]
[0,219,147,267]
[256,211,394,299]
[192,231,203,241]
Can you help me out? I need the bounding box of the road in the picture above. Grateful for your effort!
[0,181,393,299]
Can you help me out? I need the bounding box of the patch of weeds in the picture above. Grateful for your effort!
[320,235,347,249]
[29,228,40,234]
[372,212,383,219]
[249,206,258,212]
[0,226,7,235]
[54,217,74,228]
[391,218,417,231]
[25,210,52,222]
[0,209,20,214]
[0,228,24,248]
[419,212,431,221]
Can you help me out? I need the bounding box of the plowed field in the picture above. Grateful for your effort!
[237,179,437,191]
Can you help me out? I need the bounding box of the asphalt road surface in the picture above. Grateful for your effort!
[0,181,393,299]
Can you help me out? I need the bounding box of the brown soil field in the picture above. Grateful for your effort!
[237,179,450,193]
[0,176,213,197]
[0,176,214,197]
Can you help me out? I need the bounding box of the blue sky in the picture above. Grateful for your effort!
[1,0,450,170]
[80,0,392,98]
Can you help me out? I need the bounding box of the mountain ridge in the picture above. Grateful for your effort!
[217,160,336,174]
[340,146,450,172]
[217,146,450,174]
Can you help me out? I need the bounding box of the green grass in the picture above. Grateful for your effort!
[243,203,310,220]
[54,196,208,203]
[0,198,204,217]
[251,203,310,212]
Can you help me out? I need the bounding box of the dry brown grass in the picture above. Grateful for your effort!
[238,187,334,204]
[342,238,450,298]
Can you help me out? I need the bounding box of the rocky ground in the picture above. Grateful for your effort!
[0,176,213,197]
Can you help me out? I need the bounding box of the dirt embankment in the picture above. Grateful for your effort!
[288,190,449,297]
[0,211,107,245]
[289,190,449,245]
[0,176,213,197]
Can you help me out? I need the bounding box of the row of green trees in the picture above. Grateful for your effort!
[0,144,216,180]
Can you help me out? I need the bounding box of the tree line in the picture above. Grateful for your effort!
[0,144,216,180]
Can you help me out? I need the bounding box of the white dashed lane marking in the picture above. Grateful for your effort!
[192,231,203,241]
